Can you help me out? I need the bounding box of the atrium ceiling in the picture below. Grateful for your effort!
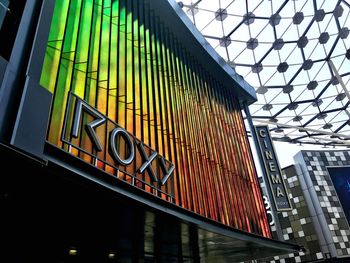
[179,0,350,147]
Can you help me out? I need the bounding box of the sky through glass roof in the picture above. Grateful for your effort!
[178,0,350,147]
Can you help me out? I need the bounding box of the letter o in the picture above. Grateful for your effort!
[109,127,135,165]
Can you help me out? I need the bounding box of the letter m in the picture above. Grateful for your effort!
[271,174,281,184]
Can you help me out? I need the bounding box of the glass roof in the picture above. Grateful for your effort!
[178,0,350,147]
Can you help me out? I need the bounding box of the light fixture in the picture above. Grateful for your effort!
[108,251,116,259]
[69,247,78,256]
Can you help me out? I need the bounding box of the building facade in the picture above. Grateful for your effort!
[295,150,350,260]
[0,0,299,261]
[40,0,270,235]
[261,165,324,263]
[261,150,350,263]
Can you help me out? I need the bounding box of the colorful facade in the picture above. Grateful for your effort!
[40,0,270,237]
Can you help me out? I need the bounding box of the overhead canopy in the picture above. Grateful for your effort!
[179,0,350,147]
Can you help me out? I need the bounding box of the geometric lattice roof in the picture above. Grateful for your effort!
[179,0,350,147]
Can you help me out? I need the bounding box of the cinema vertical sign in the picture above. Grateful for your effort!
[255,126,292,211]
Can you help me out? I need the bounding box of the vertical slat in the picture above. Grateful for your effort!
[167,32,187,207]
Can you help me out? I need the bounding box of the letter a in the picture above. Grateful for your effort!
[276,187,284,197]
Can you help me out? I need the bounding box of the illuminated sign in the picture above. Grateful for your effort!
[255,125,292,211]
[62,93,175,192]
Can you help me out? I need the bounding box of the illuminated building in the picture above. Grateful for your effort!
[0,0,299,261]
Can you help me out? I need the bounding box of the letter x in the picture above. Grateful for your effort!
[138,143,158,182]
[159,158,175,185]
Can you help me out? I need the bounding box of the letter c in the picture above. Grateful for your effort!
[259,129,267,137]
